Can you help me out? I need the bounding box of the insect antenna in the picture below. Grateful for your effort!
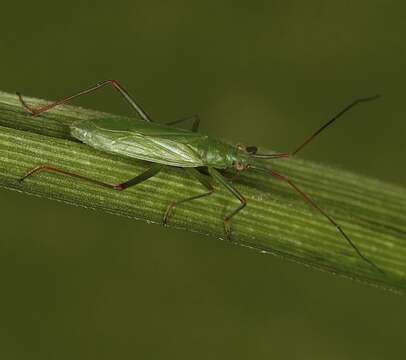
[250,153,290,159]
[250,165,384,274]
[249,95,380,159]
[291,94,380,156]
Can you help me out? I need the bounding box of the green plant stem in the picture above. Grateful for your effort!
[0,90,405,292]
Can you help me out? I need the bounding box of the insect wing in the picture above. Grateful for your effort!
[70,118,206,167]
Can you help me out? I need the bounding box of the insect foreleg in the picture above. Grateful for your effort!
[163,167,214,225]
[208,167,246,239]
[19,163,163,191]
[17,79,152,122]
[165,114,200,132]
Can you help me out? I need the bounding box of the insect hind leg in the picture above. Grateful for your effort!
[19,163,163,191]
[17,79,152,122]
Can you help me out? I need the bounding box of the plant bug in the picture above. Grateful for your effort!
[17,80,382,273]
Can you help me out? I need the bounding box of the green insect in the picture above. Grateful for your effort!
[17,80,382,272]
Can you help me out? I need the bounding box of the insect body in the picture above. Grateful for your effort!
[17,80,382,273]
[70,117,237,169]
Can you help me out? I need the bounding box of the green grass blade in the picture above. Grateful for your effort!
[0,90,405,292]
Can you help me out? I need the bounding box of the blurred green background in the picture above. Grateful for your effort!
[1,1,405,359]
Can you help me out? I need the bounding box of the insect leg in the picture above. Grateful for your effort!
[163,167,214,225]
[265,168,383,273]
[208,167,246,239]
[19,163,163,191]
[165,114,200,132]
[17,79,152,122]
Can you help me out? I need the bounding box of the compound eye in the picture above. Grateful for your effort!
[246,146,258,154]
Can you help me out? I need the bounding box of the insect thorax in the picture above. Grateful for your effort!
[203,139,239,169]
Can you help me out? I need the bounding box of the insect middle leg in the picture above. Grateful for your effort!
[17,79,152,122]
[165,114,200,132]
[19,163,163,191]
[163,167,214,225]
[208,167,246,239]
